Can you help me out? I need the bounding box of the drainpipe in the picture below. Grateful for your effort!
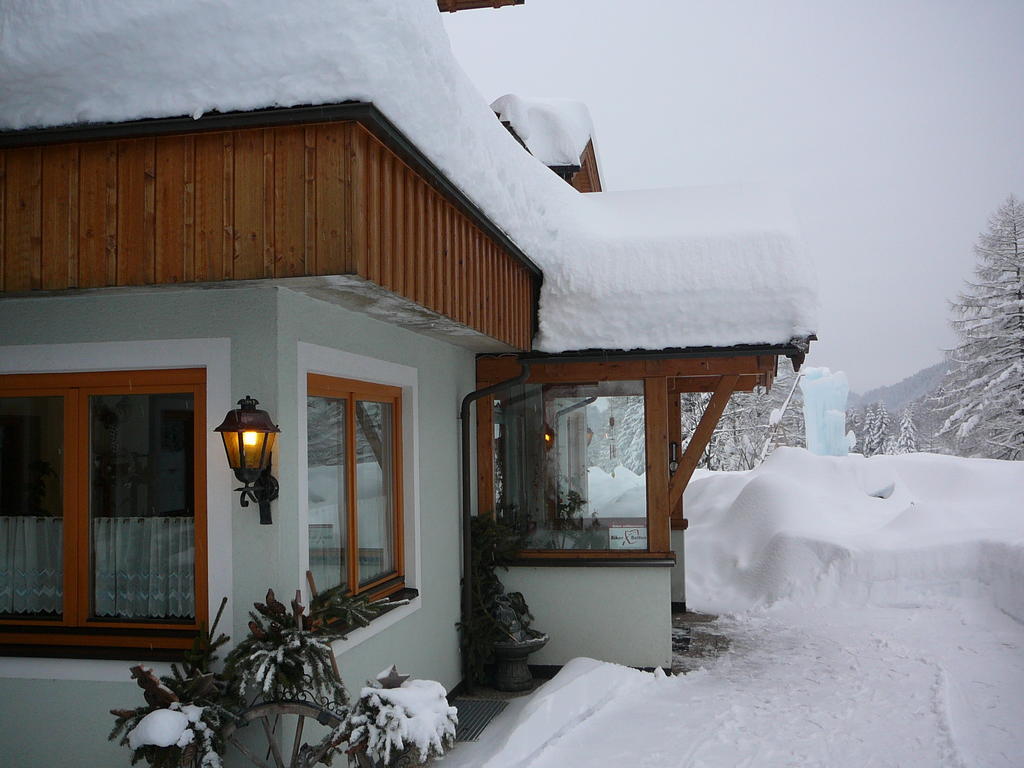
[459,359,531,690]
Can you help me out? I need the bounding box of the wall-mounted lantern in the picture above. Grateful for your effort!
[215,395,280,524]
[543,424,555,449]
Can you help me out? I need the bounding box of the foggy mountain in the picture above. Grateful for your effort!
[848,361,947,412]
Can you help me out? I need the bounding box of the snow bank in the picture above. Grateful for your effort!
[685,448,1024,616]
[0,0,818,354]
[491,94,593,167]
[480,658,654,768]
[586,465,645,517]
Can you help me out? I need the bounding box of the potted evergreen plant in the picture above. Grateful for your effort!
[460,514,548,692]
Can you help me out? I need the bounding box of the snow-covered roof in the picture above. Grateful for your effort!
[541,187,815,352]
[491,94,594,167]
[0,0,818,354]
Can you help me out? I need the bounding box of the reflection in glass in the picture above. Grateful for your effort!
[356,401,394,585]
[494,381,647,551]
[307,396,348,592]
[89,393,195,620]
[0,396,63,617]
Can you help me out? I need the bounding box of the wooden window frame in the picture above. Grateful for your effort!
[0,369,208,651]
[483,379,670,561]
[476,355,776,564]
[307,373,404,599]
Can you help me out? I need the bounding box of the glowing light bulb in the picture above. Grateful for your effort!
[242,431,259,446]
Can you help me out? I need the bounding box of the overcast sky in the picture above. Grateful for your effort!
[443,0,1023,392]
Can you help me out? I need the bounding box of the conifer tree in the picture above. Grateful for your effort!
[895,405,919,454]
[937,195,1024,459]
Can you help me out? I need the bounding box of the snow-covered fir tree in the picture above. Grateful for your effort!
[894,404,919,454]
[589,396,646,476]
[860,402,893,457]
[615,396,647,474]
[936,195,1024,459]
[684,357,805,471]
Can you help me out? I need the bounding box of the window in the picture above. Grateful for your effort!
[493,381,649,551]
[306,374,403,598]
[0,370,207,651]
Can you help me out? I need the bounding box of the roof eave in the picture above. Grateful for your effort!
[0,101,544,285]
[516,336,816,369]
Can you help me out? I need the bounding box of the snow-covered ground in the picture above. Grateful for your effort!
[449,450,1024,767]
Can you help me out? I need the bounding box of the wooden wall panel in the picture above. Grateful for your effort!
[193,133,225,282]
[232,129,263,280]
[40,145,78,290]
[3,147,42,292]
[1,121,536,350]
[349,125,367,277]
[315,124,345,275]
[77,141,117,288]
[274,126,306,278]
[115,138,155,286]
[155,135,191,284]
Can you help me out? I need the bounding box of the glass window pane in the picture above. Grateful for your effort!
[495,381,647,551]
[356,400,395,585]
[307,396,348,593]
[0,396,63,618]
[90,393,195,620]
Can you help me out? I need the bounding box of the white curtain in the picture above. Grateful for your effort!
[0,516,63,615]
[93,517,195,619]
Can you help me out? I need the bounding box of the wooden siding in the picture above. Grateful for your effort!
[437,0,523,11]
[475,355,769,558]
[570,139,602,193]
[0,122,535,351]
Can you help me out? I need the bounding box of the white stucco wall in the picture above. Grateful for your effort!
[0,284,474,767]
[502,565,673,669]
[671,529,687,606]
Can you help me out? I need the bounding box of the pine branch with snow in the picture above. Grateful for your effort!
[223,589,349,712]
[347,677,457,767]
[935,195,1024,459]
[110,599,235,768]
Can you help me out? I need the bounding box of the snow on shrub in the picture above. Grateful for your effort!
[348,678,458,765]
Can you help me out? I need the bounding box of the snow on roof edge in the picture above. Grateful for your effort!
[0,0,819,354]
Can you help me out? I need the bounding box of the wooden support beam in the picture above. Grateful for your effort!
[477,355,771,386]
[668,386,683,522]
[669,374,763,393]
[644,377,671,555]
[667,374,739,510]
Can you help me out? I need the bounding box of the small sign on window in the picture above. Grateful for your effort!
[608,525,648,550]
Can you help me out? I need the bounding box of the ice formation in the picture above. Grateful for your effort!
[799,366,849,455]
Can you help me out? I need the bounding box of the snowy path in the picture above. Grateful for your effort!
[522,598,1024,768]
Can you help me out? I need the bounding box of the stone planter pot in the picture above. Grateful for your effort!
[492,631,549,692]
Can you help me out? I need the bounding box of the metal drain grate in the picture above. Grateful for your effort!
[451,698,508,742]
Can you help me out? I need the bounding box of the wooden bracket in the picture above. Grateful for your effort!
[667,374,739,510]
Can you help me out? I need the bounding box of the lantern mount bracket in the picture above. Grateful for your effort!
[234,468,280,525]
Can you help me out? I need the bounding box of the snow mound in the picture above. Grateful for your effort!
[481,658,654,768]
[127,707,195,750]
[491,94,593,167]
[685,448,1024,616]
[0,0,818,353]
